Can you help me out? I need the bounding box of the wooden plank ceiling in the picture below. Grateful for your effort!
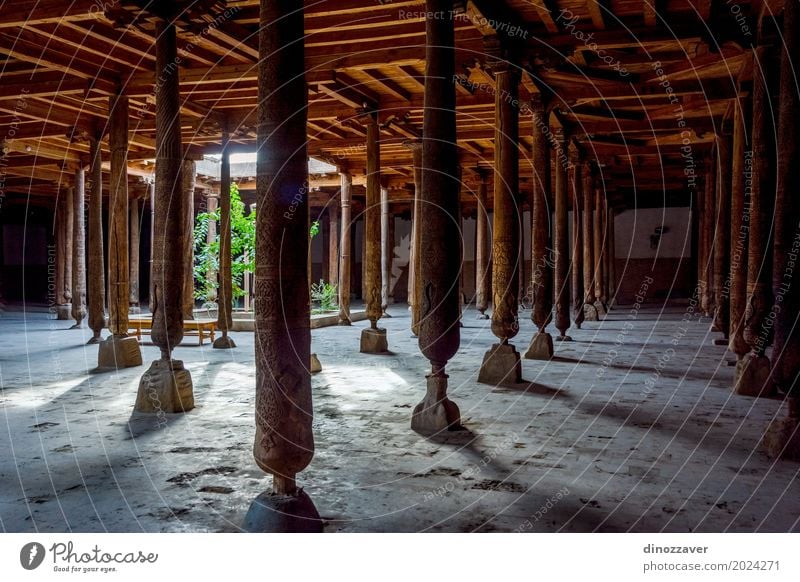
[0,0,761,209]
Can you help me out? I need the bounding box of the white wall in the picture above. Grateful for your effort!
[614,207,692,259]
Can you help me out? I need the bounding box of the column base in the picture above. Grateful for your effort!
[411,373,462,434]
[594,301,607,318]
[98,335,142,369]
[212,335,237,349]
[86,333,103,345]
[477,312,489,320]
[761,401,800,461]
[712,338,729,346]
[733,353,774,398]
[310,353,322,374]
[135,359,194,414]
[478,343,522,385]
[381,310,393,318]
[337,317,352,326]
[583,303,599,321]
[242,488,323,533]
[524,332,554,360]
[360,327,388,353]
[556,334,573,342]
[56,304,71,320]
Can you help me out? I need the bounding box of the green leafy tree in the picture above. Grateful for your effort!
[193,183,255,304]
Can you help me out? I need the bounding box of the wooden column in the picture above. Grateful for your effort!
[135,20,193,413]
[338,171,353,325]
[70,170,86,328]
[64,188,74,310]
[736,45,775,398]
[478,62,522,384]
[475,169,491,319]
[602,201,611,306]
[405,140,423,334]
[328,195,339,286]
[86,134,105,342]
[608,206,616,305]
[571,153,585,329]
[728,96,751,362]
[205,193,219,301]
[148,182,155,312]
[55,192,71,319]
[411,0,462,432]
[701,156,716,317]
[360,112,388,352]
[764,0,800,459]
[712,130,733,344]
[380,184,392,317]
[129,197,141,310]
[526,98,554,359]
[100,92,142,368]
[182,159,196,320]
[214,136,236,349]
[250,0,315,506]
[582,161,597,320]
[593,181,606,316]
[553,129,571,341]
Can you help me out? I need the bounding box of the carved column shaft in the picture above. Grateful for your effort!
[475,172,491,317]
[87,135,105,340]
[582,162,595,306]
[55,194,68,306]
[593,183,605,306]
[64,188,74,304]
[71,170,86,327]
[553,131,570,339]
[364,117,382,328]
[728,96,751,359]
[338,171,353,325]
[182,159,196,320]
[408,142,423,334]
[217,140,234,338]
[530,102,552,332]
[130,197,140,308]
[108,93,130,335]
[380,185,391,315]
[713,132,732,339]
[701,156,716,316]
[205,193,219,301]
[253,0,313,494]
[571,156,584,327]
[328,196,339,286]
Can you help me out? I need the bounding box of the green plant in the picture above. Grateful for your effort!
[310,279,338,313]
[310,219,320,238]
[193,182,256,304]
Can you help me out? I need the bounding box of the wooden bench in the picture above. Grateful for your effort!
[128,316,217,345]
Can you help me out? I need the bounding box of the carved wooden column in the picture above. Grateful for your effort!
[147,182,155,312]
[571,152,585,329]
[328,194,339,286]
[593,181,607,316]
[525,98,554,359]
[243,0,320,531]
[608,206,616,306]
[135,20,193,413]
[86,134,105,342]
[736,45,775,398]
[603,201,612,307]
[405,140,423,335]
[728,96,751,363]
[552,129,572,342]
[478,62,522,384]
[182,159,196,320]
[701,156,716,317]
[214,134,236,349]
[205,192,219,301]
[764,0,800,459]
[99,92,142,369]
[338,170,353,325]
[129,196,141,311]
[55,192,72,319]
[411,0,462,432]
[70,170,86,329]
[380,184,393,317]
[475,169,491,319]
[360,112,388,352]
[712,129,733,345]
[582,162,597,321]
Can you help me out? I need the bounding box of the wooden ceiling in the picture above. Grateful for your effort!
[0,0,772,209]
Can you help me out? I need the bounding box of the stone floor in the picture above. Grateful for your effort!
[1,301,798,533]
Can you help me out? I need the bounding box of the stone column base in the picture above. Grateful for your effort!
[338,317,352,326]
[761,401,800,460]
[98,335,143,369]
[212,335,236,349]
[135,359,194,414]
[594,301,608,318]
[556,334,573,342]
[583,303,599,321]
[733,353,774,397]
[360,327,388,353]
[411,373,461,433]
[310,353,322,373]
[712,337,729,346]
[478,343,522,385]
[477,312,489,320]
[525,332,553,360]
[243,488,323,532]
[56,304,72,320]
